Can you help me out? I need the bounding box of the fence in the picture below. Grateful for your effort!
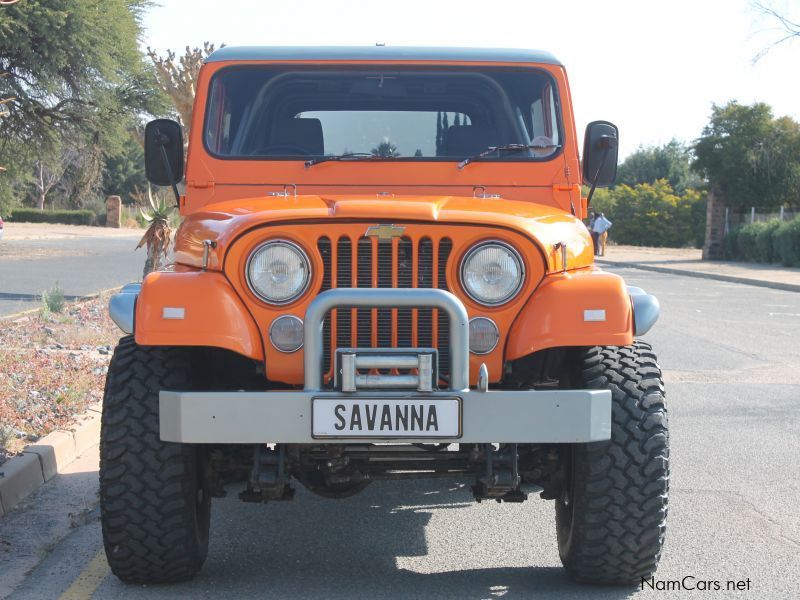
[724,207,798,234]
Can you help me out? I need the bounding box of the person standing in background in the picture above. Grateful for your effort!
[592,212,613,256]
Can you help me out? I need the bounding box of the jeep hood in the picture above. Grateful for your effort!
[173,194,594,273]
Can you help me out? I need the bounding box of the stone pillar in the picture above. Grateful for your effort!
[106,195,121,228]
[702,188,726,260]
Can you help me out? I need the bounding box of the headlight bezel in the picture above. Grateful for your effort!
[245,239,312,306]
[459,240,525,307]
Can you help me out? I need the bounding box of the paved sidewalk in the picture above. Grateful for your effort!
[597,245,800,292]
[2,222,143,241]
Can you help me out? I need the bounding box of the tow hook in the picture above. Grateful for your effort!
[472,443,526,503]
[239,444,295,503]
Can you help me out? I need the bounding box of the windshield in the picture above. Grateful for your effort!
[204,67,562,161]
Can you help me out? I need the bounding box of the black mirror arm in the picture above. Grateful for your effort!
[585,135,617,207]
[155,129,181,206]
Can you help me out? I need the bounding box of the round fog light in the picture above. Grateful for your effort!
[269,315,304,353]
[469,317,499,354]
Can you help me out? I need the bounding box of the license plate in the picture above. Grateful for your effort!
[312,397,461,439]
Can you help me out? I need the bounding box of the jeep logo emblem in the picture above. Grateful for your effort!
[365,224,405,240]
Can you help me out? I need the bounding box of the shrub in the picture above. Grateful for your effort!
[591,180,706,248]
[723,227,740,260]
[42,283,66,314]
[41,282,66,315]
[8,208,94,226]
[755,220,781,263]
[735,222,765,261]
[773,218,800,267]
[690,193,708,248]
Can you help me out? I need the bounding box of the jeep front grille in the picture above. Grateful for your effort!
[317,235,453,383]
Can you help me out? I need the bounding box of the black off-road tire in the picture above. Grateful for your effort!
[556,341,669,585]
[100,336,211,583]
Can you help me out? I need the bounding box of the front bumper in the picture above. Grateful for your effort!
[159,388,611,444]
[159,287,610,444]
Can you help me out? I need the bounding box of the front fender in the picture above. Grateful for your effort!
[133,271,264,360]
[505,268,634,360]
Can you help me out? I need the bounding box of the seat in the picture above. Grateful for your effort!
[266,118,324,155]
[443,124,494,156]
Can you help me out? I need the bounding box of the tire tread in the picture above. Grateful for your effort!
[558,341,669,584]
[100,336,209,583]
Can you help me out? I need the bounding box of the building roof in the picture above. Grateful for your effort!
[205,46,562,66]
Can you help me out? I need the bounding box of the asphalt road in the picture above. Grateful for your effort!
[0,232,143,317]
[2,267,799,599]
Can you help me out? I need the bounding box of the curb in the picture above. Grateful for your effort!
[0,403,102,517]
[0,285,124,322]
[597,260,800,293]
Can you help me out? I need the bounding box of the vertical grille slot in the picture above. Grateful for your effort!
[336,237,352,353]
[356,238,372,348]
[318,237,332,374]
[417,238,434,351]
[437,238,453,380]
[397,238,413,350]
[377,240,393,351]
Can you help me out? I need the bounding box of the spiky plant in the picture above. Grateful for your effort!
[371,140,400,157]
[136,186,174,278]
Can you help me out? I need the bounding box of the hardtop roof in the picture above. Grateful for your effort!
[205,46,562,66]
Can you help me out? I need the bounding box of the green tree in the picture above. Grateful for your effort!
[103,135,147,204]
[592,180,706,248]
[692,101,800,209]
[0,0,164,212]
[617,139,702,194]
[371,140,400,157]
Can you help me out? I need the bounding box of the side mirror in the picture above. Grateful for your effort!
[582,121,619,188]
[145,119,184,187]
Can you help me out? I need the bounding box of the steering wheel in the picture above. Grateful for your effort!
[254,144,312,156]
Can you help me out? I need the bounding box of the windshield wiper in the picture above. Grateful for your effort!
[305,153,400,168]
[456,143,561,169]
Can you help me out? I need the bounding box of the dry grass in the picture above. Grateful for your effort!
[0,297,121,464]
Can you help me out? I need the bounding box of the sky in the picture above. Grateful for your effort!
[142,0,800,159]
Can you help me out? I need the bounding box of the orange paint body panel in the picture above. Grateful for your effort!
[173,194,594,275]
[135,271,264,361]
[506,269,634,360]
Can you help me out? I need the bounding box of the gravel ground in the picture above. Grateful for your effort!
[0,298,119,464]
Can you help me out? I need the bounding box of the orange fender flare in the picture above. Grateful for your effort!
[505,268,633,360]
[135,271,264,361]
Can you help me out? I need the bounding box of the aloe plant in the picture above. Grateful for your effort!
[136,186,174,278]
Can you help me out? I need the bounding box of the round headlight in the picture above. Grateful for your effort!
[269,315,304,352]
[469,317,500,354]
[247,240,311,305]
[460,242,524,305]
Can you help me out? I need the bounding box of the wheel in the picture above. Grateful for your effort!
[100,336,211,583]
[556,342,669,584]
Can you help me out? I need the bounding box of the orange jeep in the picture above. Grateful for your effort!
[102,47,667,586]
